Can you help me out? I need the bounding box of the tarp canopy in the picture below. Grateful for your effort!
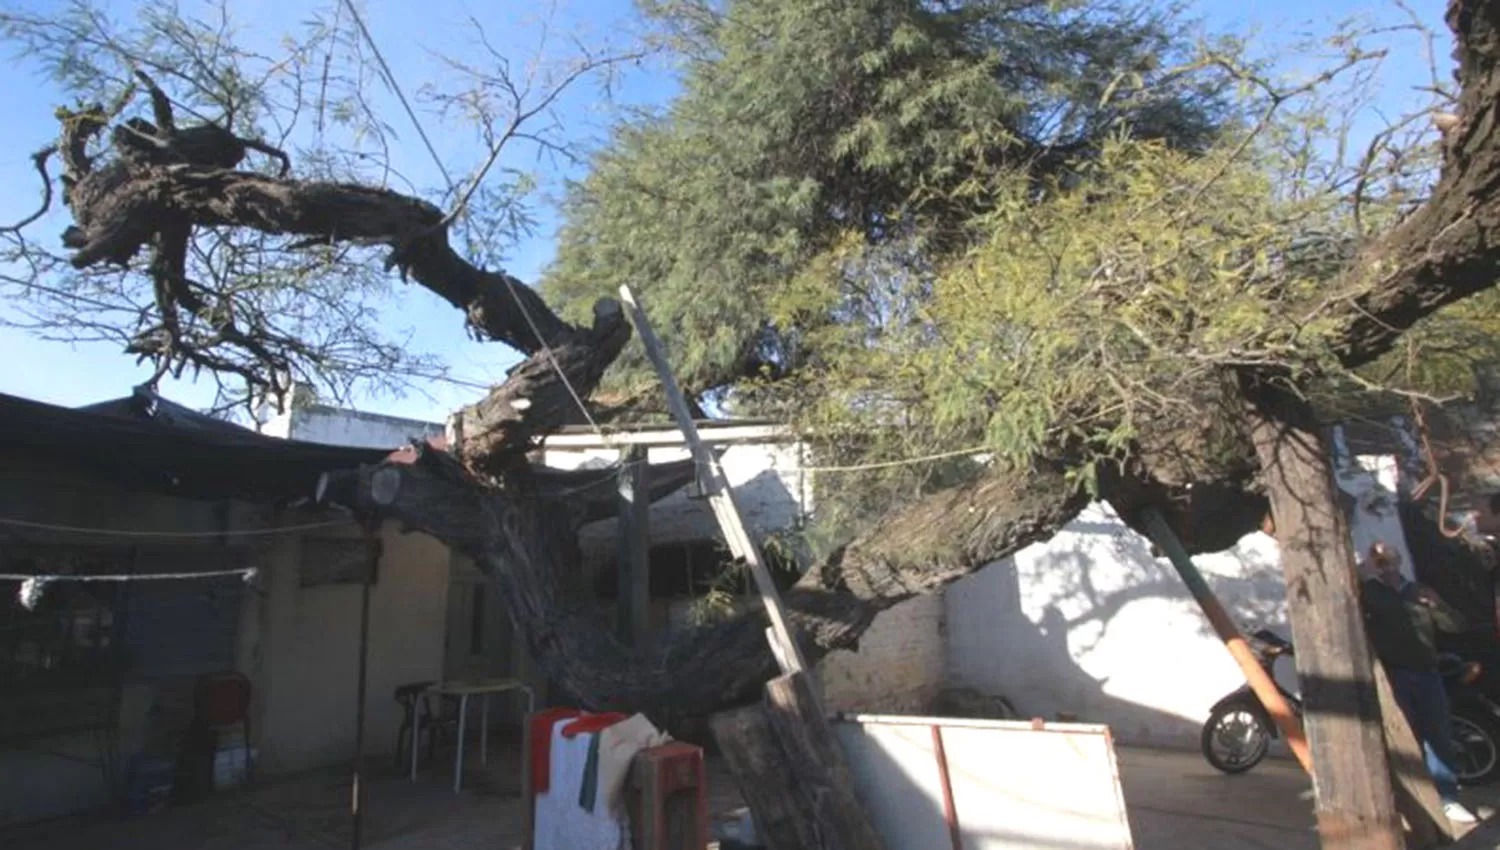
[0,389,386,504]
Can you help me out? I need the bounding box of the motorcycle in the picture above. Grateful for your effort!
[1199,628,1500,784]
[1437,653,1500,785]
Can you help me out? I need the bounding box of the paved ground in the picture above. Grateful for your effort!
[1121,747,1317,850]
[3,743,1497,849]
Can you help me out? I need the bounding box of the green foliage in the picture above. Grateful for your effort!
[1360,290,1500,401]
[550,1,1493,559]
[545,0,1230,400]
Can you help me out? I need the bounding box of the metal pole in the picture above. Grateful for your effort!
[1139,507,1314,775]
[351,541,376,850]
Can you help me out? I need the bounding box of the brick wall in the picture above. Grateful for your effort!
[818,593,946,714]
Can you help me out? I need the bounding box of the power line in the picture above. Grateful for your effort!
[798,445,993,473]
[339,0,454,191]
[0,517,350,539]
[337,0,601,437]
[499,275,605,436]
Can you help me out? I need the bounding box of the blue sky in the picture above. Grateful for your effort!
[0,0,1453,424]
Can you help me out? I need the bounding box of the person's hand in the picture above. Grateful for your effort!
[1416,587,1441,606]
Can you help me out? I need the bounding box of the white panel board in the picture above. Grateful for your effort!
[834,715,1134,850]
[834,722,952,850]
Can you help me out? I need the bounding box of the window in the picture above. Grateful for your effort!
[299,537,379,587]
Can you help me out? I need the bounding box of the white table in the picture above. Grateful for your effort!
[409,677,535,793]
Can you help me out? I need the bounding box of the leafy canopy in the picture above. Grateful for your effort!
[548,0,1476,543]
[545,0,1231,400]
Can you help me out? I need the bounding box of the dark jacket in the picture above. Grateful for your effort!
[1360,577,1467,673]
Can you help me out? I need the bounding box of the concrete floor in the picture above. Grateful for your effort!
[2,744,1496,849]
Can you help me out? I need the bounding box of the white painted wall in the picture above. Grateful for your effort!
[943,452,1411,749]
[1332,427,1415,580]
[246,524,450,774]
[261,404,443,451]
[945,502,1291,749]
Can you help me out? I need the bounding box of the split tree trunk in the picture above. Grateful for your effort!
[324,447,1092,722]
[1239,370,1403,850]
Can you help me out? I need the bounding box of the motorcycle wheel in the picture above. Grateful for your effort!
[1201,704,1271,774]
[1450,707,1500,785]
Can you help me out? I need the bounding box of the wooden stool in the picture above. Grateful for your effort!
[627,742,709,850]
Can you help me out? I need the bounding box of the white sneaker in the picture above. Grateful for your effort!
[1444,800,1479,824]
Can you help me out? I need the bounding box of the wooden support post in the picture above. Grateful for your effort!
[1140,507,1314,774]
[618,444,652,645]
[624,285,883,849]
[764,673,885,850]
[1240,371,1404,850]
[618,284,809,677]
[712,705,821,850]
[711,674,888,850]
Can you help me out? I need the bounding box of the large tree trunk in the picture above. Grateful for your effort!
[1240,370,1403,850]
[323,447,1089,720]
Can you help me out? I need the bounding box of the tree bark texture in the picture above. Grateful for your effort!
[1331,0,1500,370]
[324,446,1088,720]
[1240,370,1403,850]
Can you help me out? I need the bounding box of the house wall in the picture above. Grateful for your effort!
[819,594,946,714]
[0,454,277,825]
[944,502,1289,749]
[943,453,1410,750]
[247,523,450,775]
[260,404,443,451]
[0,443,452,824]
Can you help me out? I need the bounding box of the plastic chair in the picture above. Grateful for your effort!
[194,671,253,785]
[395,681,459,770]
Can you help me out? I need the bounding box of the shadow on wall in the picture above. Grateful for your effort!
[944,503,1292,750]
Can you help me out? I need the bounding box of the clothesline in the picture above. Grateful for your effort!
[0,516,350,538]
[0,567,257,582]
[4,567,258,610]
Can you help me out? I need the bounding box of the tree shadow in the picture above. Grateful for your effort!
[945,502,1294,750]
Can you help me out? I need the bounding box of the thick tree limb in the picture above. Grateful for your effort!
[1332,0,1500,369]
[59,163,628,468]
[62,165,579,353]
[323,449,1087,717]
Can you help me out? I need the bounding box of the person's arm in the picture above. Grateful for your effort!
[1417,585,1468,632]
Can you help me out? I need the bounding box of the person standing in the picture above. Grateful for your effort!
[1359,540,1478,824]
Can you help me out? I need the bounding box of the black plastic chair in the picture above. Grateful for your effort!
[395,681,459,770]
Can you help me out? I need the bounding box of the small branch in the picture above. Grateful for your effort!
[0,147,58,233]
